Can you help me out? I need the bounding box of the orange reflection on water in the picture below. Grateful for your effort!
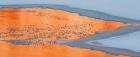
[0,8,128,40]
[0,8,130,57]
[0,41,129,57]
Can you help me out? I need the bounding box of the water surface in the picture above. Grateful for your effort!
[96,31,140,52]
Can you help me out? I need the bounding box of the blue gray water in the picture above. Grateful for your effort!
[96,31,140,52]
[0,0,140,20]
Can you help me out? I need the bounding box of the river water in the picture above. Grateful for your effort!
[96,31,140,52]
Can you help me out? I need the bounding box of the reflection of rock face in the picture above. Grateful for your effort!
[0,8,128,40]
[0,8,130,57]
[0,41,129,57]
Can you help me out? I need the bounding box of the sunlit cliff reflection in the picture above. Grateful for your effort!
[0,8,129,57]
